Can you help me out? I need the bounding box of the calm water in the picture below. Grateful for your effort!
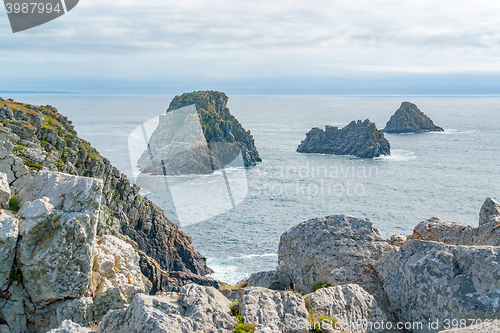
[7,94,500,282]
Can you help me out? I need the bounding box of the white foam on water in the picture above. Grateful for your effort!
[429,128,476,135]
[227,253,277,260]
[375,149,416,162]
[207,258,250,284]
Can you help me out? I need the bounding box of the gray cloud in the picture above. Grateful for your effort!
[1,0,500,83]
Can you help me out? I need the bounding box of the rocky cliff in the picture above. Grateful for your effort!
[383,102,444,133]
[0,99,213,286]
[246,198,500,333]
[138,91,261,175]
[297,119,390,158]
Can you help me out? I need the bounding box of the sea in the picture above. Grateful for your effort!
[5,93,500,283]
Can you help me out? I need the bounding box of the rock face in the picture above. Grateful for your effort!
[47,320,91,333]
[16,171,102,306]
[0,210,18,292]
[0,173,10,209]
[0,98,212,290]
[383,102,444,133]
[96,284,237,333]
[297,120,390,158]
[376,240,500,333]
[138,91,261,175]
[239,287,309,333]
[304,284,387,333]
[92,235,151,318]
[0,171,153,332]
[479,197,500,226]
[247,270,284,290]
[277,215,393,300]
[409,204,500,246]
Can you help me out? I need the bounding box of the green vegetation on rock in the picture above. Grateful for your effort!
[8,195,19,211]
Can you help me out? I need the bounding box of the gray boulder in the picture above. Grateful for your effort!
[304,284,387,333]
[16,171,103,305]
[47,320,91,333]
[386,234,407,246]
[297,120,390,158]
[408,213,500,246]
[0,210,18,291]
[479,197,500,226]
[383,102,443,133]
[376,240,500,333]
[247,270,283,290]
[0,172,10,209]
[239,287,308,333]
[277,215,393,306]
[409,217,468,245]
[96,284,236,333]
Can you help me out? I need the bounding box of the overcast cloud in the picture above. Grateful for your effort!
[1,0,500,92]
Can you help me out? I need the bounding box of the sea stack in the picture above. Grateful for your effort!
[383,102,444,133]
[137,90,261,175]
[297,119,390,158]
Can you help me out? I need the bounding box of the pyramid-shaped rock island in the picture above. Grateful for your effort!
[383,102,444,133]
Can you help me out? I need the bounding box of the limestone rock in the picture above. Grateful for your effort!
[277,215,393,304]
[383,102,444,133]
[47,319,91,333]
[16,171,103,305]
[92,235,151,318]
[479,197,500,226]
[239,287,309,333]
[408,214,500,246]
[0,210,19,291]
[304,284,387,333]
[0,173,10,209]
[0,325,11,333]
[386,234,407,246]
[410,217,468,245]
[376,240,500,333]
[0,281,32,333]
[96,284,236,333]
[179,284,235,330]
[247,270,283,290]
[297,120,390,158]
[33,297,94,332]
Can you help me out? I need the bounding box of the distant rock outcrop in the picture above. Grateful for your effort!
[297,119,390,158]
[383,102,444,133]
[138,91,261,175]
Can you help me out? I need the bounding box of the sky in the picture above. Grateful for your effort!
[1,0,500,94]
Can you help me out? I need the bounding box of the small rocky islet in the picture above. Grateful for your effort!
[297,119,391,158]
[383,101,444,133]
[138,91,261,176]
[0,94,495,333]
[297,101,443,159]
